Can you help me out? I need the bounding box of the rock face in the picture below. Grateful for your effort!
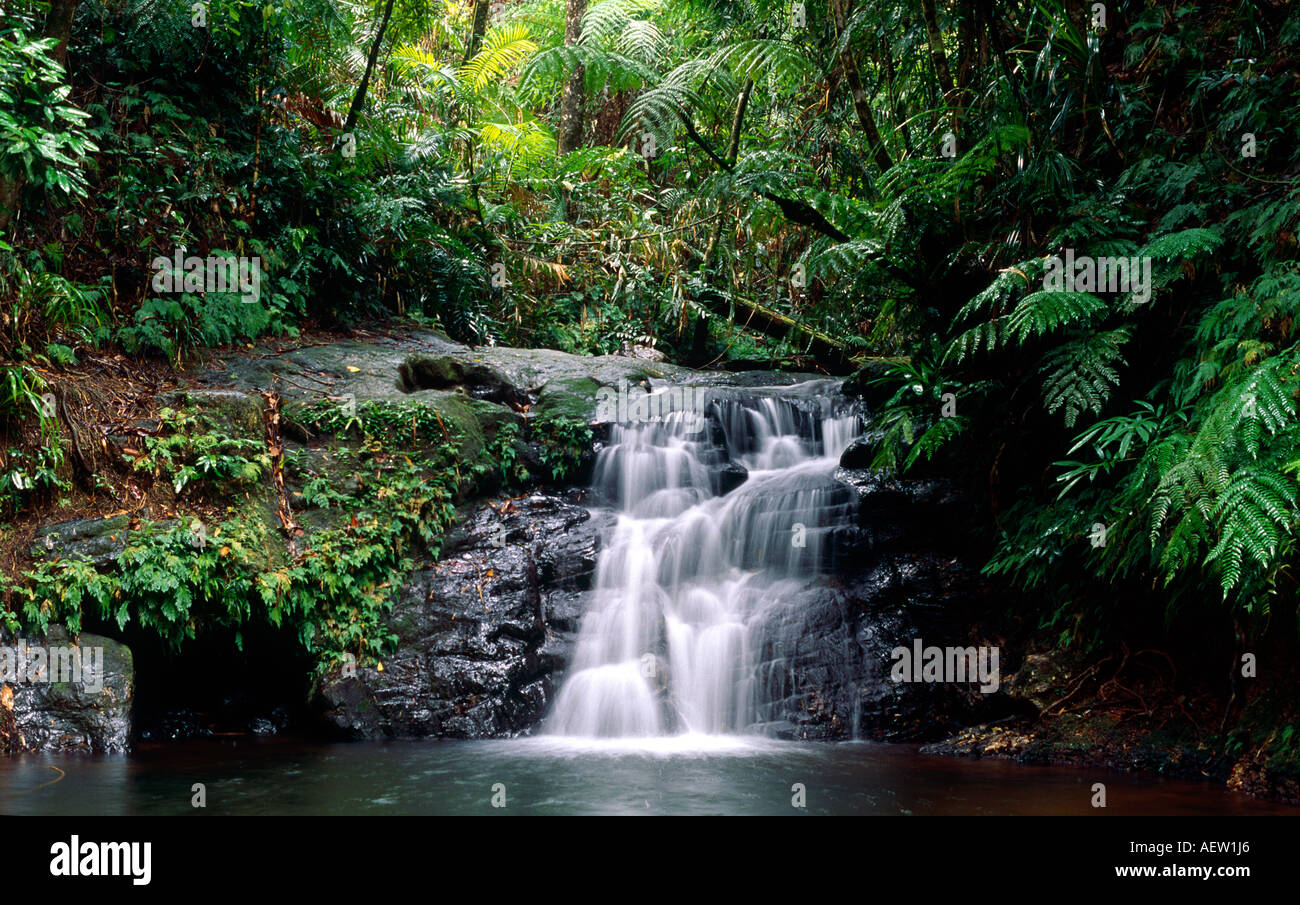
[748,470,1020,742]
[314,493,612,738]
[1,628,134,753]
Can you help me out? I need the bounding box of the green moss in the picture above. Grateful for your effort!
[533,376,601,425]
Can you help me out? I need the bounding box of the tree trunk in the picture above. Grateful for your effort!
[830,0,893,173]
[955,0,987,96]
[701,79,754,274]
[880,33,912,157]
[463,0,491,65]
[343,0,398,136]
[0,177,22,233]
[918,0,957,126]
[44,0,78,67]
[557,0,587,155]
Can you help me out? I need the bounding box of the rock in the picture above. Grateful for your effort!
[1,628,134,754]
[313,494,613,739]
[618,343,667,362]
[397,354,525,406]
[159,387,265,437]
[711,461,748,496]
[32,515,131,566]
[838,437,874,469]
[840,359,897,403]
[744,464,1016,742]
[535,375,603,426]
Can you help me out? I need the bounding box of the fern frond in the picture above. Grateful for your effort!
[459,23,538,91]
[1006,290,1109,344]
[903,416,969,470]
[1040,328,1130,427]
[708,39,815,84]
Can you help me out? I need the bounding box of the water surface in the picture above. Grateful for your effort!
[3,737,1290,816]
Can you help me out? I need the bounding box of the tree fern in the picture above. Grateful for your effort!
[579,0,663,46]
[708,39,814,84]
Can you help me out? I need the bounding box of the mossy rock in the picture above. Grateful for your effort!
[534,376,602,425]
[401,390,522,473]
[32,515,132,565]
[159,388,265,439]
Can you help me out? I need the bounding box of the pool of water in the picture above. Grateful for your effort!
[2,736,1292,816]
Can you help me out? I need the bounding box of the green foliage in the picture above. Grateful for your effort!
[134,407,270,495]
[7,425,500,670]
[1039,328,1130,428]
[4,0,1300,712]
[0,21,97,204]
[533,413,592,482]
[0,362,65,513]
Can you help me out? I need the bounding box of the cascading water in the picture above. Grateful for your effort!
[548,382,860,738]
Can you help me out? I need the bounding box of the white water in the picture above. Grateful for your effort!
[548,383,859,739]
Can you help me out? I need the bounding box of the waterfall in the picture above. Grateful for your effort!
[548,382,860,738]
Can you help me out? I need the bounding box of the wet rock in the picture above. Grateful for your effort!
[313,495,613,739]
[839,359,896,404]
[711,461,749,496]
[748,465,1017,742]
[838,437,874,469]
[1,628,134,754]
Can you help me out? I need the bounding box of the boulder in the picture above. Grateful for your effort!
[1,627,134,754]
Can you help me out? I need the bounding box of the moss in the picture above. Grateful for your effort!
[533,375,602,425]
[161,389,265,439]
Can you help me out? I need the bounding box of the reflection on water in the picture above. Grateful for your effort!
[2,737,1292,816]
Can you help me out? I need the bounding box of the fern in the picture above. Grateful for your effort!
[459,23,538,91]
[1205,467,1295,597]
[903,415,969,470]
[946,287,1108,362]
[709,39,815,84]
[1040,328,1130,426]
[1007,290,1109,343]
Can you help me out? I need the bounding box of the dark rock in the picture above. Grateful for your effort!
[711,461,748,496]
[746,464,1016,742]
[1,628,134,753]
[313,495,613,739]
[838,437,874,469]
[840,359,896,403]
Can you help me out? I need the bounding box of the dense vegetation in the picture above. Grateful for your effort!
[2,0,1298,763]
